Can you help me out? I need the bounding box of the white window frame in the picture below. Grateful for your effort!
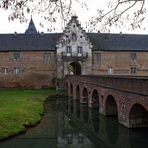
[2,67,8,75]
[108,67,113,75]
[13,67,20,75]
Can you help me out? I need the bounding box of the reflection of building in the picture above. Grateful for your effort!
[1,16,148,88]
[57,109,95,148]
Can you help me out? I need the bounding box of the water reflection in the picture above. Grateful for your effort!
[0,98,148,148]
[75,101,80,118]
[70,99,73,113]
[82,104,89,123]
[105,117,119,144]
[66,99,148,148]
[90,109,100,133]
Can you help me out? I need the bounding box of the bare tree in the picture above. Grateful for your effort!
[0,0,146,32]
[88,0,146,32]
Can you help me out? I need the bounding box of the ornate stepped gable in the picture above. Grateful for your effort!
[57,16,92,48]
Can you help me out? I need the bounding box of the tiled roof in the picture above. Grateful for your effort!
[0,33,61,51]
[87,33,148,51]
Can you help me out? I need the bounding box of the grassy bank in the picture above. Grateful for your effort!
[0,89,56,140]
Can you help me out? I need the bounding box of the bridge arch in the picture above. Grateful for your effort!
[91,89,99,109]
[105,95,118,116]
[76,85,80,102]
[129,103,148,128]
[82,87,88,104]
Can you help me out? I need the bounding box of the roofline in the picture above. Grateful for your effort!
[92,49,148,52]
[0,49,56,52]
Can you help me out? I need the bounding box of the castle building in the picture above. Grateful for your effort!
[0,16,148,88]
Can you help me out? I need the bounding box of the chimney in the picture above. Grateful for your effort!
[14,31,17,36]
[120,32,122,36]
[40,32,44,36]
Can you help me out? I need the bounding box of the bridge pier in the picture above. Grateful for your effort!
[65,75,148,128]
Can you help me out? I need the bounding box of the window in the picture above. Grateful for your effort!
[93,53,101,64]
[13,52,20,60]
[2,68,8,75]
[43,52,50,61]
[66,46,72,53]
[94,53,101,62]
[77,46,83,53]
[72,33,77,41]
[130,67,136,74]
[108,67,113,74]
[13,67,20,75]
[130,52,137,61]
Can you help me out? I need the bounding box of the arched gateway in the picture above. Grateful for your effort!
[70,62,81,75]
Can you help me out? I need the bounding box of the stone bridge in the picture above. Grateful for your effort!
[64,75,148,128]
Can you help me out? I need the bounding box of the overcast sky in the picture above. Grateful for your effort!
[0,0,148,34]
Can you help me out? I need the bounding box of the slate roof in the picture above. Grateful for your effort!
[87,33,148,51]
[25,18,38,34]
[0,33,61,51]
[0,32,148,52]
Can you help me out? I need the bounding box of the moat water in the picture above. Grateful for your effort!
[0,97,148,148]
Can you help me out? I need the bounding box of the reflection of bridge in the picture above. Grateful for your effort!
[65,75,148,128]
[67,100,148,148]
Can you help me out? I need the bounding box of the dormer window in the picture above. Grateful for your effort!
[72,33,77,41]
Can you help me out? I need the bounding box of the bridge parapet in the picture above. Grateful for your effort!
[65,75,148,96]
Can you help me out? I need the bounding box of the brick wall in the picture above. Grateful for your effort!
[0,51,56,88]
[92,51,148,76]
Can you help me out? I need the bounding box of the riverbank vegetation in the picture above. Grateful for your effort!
[0,89,57,140]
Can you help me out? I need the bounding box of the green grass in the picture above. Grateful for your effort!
[0,88,56,140]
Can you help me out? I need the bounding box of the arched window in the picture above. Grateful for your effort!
[72,33,77,41]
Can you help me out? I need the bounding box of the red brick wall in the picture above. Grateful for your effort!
[0,51,56,88]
